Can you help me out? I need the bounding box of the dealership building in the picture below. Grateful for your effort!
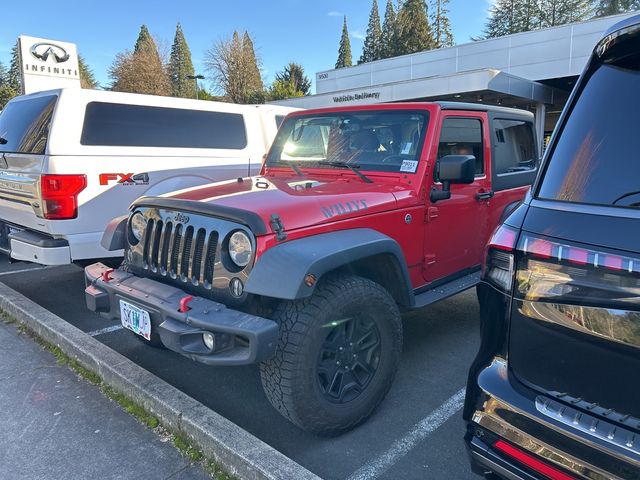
[273,12,636,150]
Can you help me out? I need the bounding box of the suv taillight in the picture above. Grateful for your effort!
[483,224,518,293]
[516,233,640,308]
[40,174,87,220]
[493,440,575,480]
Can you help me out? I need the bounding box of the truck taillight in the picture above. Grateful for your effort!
[483,224,518,293]
[516,233,640,308]
[40,174,87,220]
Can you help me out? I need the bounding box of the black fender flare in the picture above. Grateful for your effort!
[245,228,414,305]
[101,215,128,251]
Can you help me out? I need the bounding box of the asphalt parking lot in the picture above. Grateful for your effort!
[0,256,478,480]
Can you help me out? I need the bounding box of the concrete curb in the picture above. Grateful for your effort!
[0,282,321,480]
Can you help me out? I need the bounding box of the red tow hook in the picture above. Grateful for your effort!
[101,268,114,282]
[179,295,193,313]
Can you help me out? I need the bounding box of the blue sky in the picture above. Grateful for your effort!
[0,0,494,93]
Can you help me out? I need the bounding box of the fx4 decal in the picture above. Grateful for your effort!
[99,173,150,186]
[320,200,368,219]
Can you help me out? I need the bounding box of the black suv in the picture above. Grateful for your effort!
[464,14,640,480]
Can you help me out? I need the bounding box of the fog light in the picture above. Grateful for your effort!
[202,332,215,351]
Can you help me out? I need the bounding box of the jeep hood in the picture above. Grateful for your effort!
[157,175,406,233]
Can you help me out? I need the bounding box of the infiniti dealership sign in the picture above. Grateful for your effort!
[18,35,81,94]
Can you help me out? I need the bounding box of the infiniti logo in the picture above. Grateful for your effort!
[31,43,70,63]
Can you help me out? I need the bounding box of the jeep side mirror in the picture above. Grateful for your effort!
[430,155,476,203]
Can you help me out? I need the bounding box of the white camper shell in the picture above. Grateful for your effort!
[0,88,297,265]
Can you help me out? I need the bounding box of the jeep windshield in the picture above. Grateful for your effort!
[537,28,640,208]
[266,110,429,174]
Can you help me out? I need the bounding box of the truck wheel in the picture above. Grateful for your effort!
[260,275,402,436]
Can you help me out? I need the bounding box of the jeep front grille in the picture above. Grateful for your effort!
[142,219,219,287]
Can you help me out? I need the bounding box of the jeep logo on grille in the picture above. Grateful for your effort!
[173,213,190,224]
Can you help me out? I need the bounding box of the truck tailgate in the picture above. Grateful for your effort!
[0,153,46,231]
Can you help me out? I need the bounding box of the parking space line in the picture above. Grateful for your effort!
[346,387,466,480]
[87,325,124,337]
[0,266,51,276]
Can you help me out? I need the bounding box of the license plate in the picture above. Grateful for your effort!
[119,300,151,341]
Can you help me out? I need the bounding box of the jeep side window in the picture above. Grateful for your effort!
[493,119,537,174]
[437,118,484,175]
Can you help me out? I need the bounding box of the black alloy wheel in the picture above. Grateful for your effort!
[316,315,381,404]
[260,274,402,436]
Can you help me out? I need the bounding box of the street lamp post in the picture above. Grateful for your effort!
[187,74,205,100]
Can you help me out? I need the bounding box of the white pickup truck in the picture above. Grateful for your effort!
[0,88,296,266]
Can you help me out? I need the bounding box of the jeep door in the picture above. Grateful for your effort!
[422,112,492,283]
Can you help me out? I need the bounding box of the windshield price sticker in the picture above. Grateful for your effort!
[400,160,419,173]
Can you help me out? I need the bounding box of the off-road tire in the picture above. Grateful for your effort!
[260,274,402,436]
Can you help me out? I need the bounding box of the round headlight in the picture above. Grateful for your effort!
[228,231,252,267]
[129,212,147,244]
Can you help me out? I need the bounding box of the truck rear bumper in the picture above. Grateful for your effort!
[84,262,279,366]
[0,221,122,265]
[7,229,71,265]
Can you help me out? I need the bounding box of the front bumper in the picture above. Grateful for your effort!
[465,360,640,479]
[84,262,279,366]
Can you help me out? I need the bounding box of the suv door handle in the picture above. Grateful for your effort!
[476,190,494,201]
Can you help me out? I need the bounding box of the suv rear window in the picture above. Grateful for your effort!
[538,49,640,207]
[0,95,57,154]
[81,102,248,149]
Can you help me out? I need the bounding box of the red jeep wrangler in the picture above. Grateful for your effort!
[85,102,538,435]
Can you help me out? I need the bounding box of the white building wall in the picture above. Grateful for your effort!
[314,12,636,95]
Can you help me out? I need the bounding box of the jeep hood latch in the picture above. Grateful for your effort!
[270,214,287,242]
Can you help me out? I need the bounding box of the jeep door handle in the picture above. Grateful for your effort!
[475,190,494,201]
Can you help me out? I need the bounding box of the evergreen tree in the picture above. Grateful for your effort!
[0,85,17,109]
[134,25,158,57]
[538,0,592,28]
[515,0,541,32]
[274,62,311,95]
[242,31,264,98]
[594,0,640,16]
[335,16,353,68]
[110,25,171,96]
[78,55,98,89]
[430,0,454,48]
[169,23,195,98]
[381,0,398,58]
[0,61,17,108]
[8,42,22,93]
[484,0,516,38]
[396,0,435,55]
[0,62,8,87]
[359,0,383,64]
[483,0,542,38]
[268,79,304,101]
